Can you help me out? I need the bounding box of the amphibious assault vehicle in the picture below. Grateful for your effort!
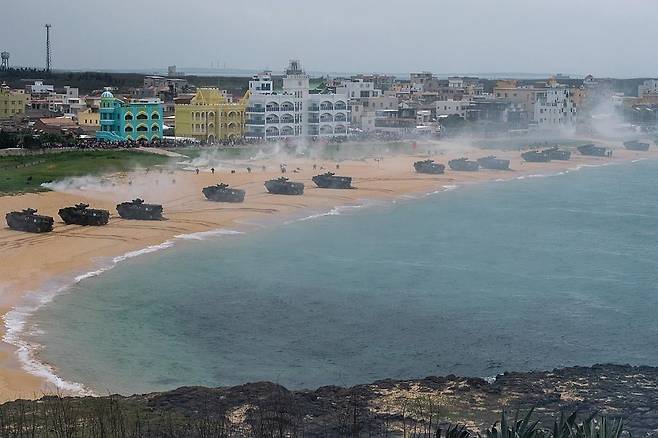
[623,140,650,151]
[543,146,571,161]
[577,144,609,157]
[6,209,54,233]
[312,172,353,189]
[58,203,110,226]
[202,183,246,203]
[476,156,510,170]
[116,199,163,220]
[264,177,304,195]
[448,158,479,171]
[521,150,550,162]
[413,159,445,174]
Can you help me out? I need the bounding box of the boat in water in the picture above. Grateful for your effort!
[116,199,163,220]
[413,159,445,174]
[623,140,650,151]
[476,156,510,170]
[264,177,304,195]
[521,150,550,162]
[543,147,571,161]
[58,203,110,226]
[448,158,479,171]
[312,172,353,189]
[202,183,246,203]
[577,144,609,157]
[6,208,54,233]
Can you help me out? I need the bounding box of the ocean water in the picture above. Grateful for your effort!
[25,159,658,394]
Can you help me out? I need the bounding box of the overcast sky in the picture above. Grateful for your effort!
[2,0,657,78]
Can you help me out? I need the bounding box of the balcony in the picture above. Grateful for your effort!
[247,107,265,113]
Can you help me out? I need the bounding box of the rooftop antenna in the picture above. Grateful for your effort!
[45,24,52,72]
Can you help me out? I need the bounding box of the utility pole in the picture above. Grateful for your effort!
[45,24,52,72]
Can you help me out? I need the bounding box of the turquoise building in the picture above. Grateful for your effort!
[96,91,163,142]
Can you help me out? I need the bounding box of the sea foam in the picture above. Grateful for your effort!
[2,229,241,394]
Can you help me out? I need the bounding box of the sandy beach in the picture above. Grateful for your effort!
[0,142,655,401]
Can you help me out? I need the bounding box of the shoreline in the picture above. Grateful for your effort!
[0,143,656,401]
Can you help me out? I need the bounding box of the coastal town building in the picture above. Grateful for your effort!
[245,60,349,140]
[77,107,100,127]
[638,79,658,97]
[533,83,577,129]
[336,79,381,99]
[0,84,27,119]
[174,88,248,142]
[25,80,54,96]
[435,99,470,118]
[96,91,163,142]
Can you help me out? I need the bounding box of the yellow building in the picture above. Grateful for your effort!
[0,84,27,120]
[175,88,248,142]
[77,107,100,127]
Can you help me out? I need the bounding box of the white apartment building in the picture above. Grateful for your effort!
[245,60,349,140]
[349,95,398,132]
[335,79,381,99]
[26,80,54,95]
[48,86,85,115]
[534,84,577,129]
[435,99,470,118]
[638,79,658,97]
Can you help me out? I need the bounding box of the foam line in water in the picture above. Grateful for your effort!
[2,229,242,395]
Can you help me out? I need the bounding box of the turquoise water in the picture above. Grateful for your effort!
[29,159,658,394]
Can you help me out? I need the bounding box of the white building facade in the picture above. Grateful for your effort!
[336,79,381,99]
[534,84,577,129]
[435,99,470,118]
[245,61,349,140]
[638,79,658,97]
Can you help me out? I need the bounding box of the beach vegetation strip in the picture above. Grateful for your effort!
[0,150,171,195]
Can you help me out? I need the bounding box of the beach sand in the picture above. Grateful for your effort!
[0,143,654,401]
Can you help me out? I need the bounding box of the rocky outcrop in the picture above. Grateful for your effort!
[3,364,658,437]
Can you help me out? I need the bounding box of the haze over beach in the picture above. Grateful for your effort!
[1,0,658,435]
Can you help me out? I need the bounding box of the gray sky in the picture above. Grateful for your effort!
[2,0,657,77]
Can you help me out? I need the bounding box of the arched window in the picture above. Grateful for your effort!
[125,113,133,121]
[266,126,280,137]
[320,101,334,111]
[335,101,347,110]
[281,113,294,124]
[281,126,294,136]
[136,112,148,120]
[151,124,159,132]
[334,112,346,122]
[320,113,333,122]
[125,125,133,132]
[136,125,148,132]
[281,101,294,111]
[151,113,160,119]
